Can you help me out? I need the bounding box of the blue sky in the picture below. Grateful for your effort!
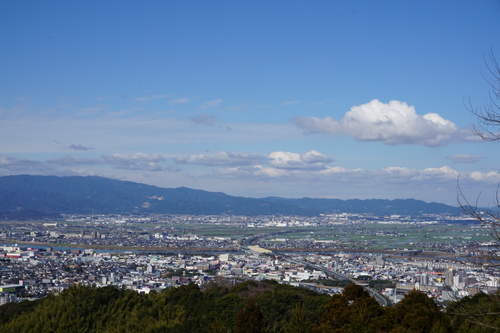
[1,1,499,205]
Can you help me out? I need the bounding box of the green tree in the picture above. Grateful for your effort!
[314,283,384,333]
[284,304,312,333]
[387,289,445,333]
[234,299,265,333]
[447,292,500,332]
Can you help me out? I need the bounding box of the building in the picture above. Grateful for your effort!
[0,285,24,293]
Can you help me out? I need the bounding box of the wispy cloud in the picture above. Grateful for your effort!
[190,113,215,126]
[201,98,223,109]
[6,153,500,186]
[293,99,475,146]
[101,153,165,171]
[175,150,333,170]
[175,151,265,166]
[134,94,169,102]
[49,153,166,171]
[69,144,93,151]
[446,154,484,163]
[0,156,54,173]
[3,151,500,205]
[308,100,333,106]
[49,156,99,165]
[76,106,107,117]
[169,97,192,105]
[227,101,250,111]
[215,163,500,187]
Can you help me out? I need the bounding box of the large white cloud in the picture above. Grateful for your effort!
[293,99,471,146]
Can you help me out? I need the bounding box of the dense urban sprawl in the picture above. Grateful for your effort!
[0,213,498,307]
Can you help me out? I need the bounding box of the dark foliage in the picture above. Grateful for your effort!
[446,292,500,332]
[0,283,496,332]
[0,298,44,324]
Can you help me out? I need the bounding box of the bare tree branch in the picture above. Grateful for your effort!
[453,51,500,331]
[467,49,500,141]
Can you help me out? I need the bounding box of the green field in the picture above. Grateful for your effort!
[1,219,493,253]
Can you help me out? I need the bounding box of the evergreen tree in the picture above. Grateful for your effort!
[387,289,445,333]
[234,299,265,333]
[284,303,312,333]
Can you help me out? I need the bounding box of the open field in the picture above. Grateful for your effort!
[1,218,493,257]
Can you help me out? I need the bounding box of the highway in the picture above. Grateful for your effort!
[243,232,389,306]
[280,254,389,307]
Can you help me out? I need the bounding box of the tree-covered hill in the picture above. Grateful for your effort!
[0,281,498,332]
[0,175,462,218]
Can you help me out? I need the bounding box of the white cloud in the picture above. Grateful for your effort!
[446,154,484,163]
[253,165,289,177]
[49,153,166,171]
[373,166,460,184]
[175,151,265,166]
[177,150,333,171]
[422,166,460,179]
[319,166,359,175]
[293,99,471,146]
[49,156,99,165]
[469,171,500,182]
[0,156,53,173]
[213,162,491,190]
[268,150,333,170]
[169,97,192,105]
[227,101,250,111]
[4,151,500,205]
[101,153,165,171]
[201,98,223,109]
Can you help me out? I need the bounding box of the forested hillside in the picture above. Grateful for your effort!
[0,175,461,218]
[0,281,498,332]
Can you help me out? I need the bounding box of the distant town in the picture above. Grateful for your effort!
[0,212,498,307]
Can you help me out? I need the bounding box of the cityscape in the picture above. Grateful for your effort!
[1,1,499,331]
[1,212,498,308]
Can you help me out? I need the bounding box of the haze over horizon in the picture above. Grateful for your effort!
[1,1,499,206]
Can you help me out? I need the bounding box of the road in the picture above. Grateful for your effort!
[280,254,389,307]
[243,231,389,306]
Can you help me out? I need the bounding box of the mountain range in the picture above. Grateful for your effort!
[0,175,462,219]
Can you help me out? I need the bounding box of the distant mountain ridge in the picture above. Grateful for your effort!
[0,175,462,219]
